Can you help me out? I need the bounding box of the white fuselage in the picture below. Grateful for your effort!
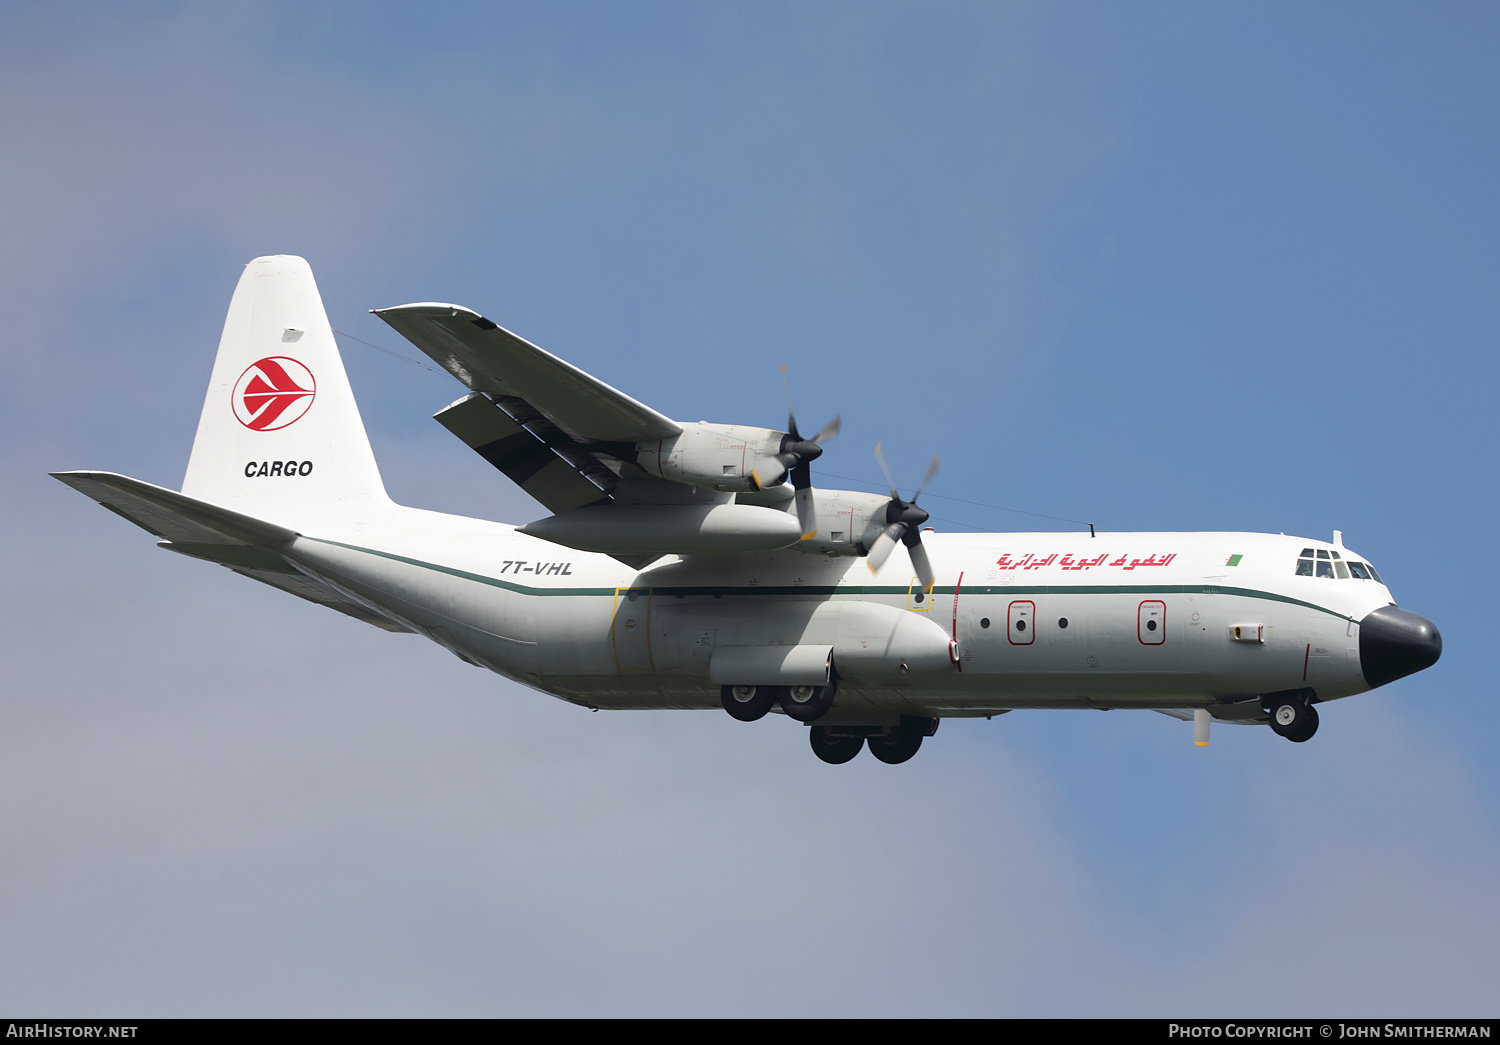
[283,504,1393,720]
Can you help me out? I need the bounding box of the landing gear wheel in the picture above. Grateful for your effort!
[1287,702,1319,743]
[720,685,775,722]
[867,724,923,764]
[780,683,836,722]
[809,726,864,764]
[1269,697,1319,742]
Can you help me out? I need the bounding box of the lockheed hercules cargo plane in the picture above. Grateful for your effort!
[54,256,1442,764]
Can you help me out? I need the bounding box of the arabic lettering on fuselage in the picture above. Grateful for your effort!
[994,552,1178,571]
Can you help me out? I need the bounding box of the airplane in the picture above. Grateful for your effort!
[53,255,1443,764]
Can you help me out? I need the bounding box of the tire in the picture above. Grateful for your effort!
[780,682,836,723]
[1286,702,1320,743]
[1269,697,1312,740]
[720,684,775,722]
[809,726,863,764]
[868,725,923,764]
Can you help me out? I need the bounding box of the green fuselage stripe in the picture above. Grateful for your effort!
[305,538,1355,621]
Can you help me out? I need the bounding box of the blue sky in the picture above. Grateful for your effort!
[2,1,1496,1015]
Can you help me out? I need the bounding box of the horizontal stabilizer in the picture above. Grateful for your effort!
[374,303,681,444]
[51,471,297,546]
[54,471,414,633]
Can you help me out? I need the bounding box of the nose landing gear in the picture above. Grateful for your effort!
[1265,691,1320,743]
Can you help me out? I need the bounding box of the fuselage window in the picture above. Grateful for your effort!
[1316,550,1330,559]
[1331,550,1342,559]
[1316,560,1334,578]
[1334,561,1349,579]
[1296,558,1314,576]
[1367,564,1384,583]
[1348,562,1372,580]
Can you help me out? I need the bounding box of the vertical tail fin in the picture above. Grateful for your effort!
[181,255,390,528]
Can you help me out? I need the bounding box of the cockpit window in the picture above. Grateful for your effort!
[1297,549,1386,583]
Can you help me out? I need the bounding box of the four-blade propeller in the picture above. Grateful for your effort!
[752,368,940,583]
[865,444,940,591]
[751,365,840,540]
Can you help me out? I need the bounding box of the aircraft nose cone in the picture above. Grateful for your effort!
[1359,606,1442,689]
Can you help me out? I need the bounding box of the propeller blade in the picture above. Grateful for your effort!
[907,536,935,591]
[873,443,899,500]
[794,487,817,540]
[812,414,841,445]
[751,455,787,490]
[865,523,907,574]
[913,454,940,502]
[780,364,800,440]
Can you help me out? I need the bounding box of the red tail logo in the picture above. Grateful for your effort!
[232,357,316,431]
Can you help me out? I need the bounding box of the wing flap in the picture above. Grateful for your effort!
[373,303,681,443]
[433,393,612,514]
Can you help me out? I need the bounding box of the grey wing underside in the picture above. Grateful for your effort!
[374,304,699,569]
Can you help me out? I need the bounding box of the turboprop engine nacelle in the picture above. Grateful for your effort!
[636,422,786,492]
[794,488,896,557]
[732,487,897,558]
[519,503,803,554]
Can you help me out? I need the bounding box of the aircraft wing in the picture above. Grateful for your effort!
[372,303,681,444]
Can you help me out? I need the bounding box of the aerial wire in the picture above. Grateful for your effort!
[819,469,1095,529]
[332,328,446,375]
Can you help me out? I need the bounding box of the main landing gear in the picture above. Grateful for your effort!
[809,717,939,765]
[1264,690,1320,743]
[719,683,837,723]
[719,684,936,764]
